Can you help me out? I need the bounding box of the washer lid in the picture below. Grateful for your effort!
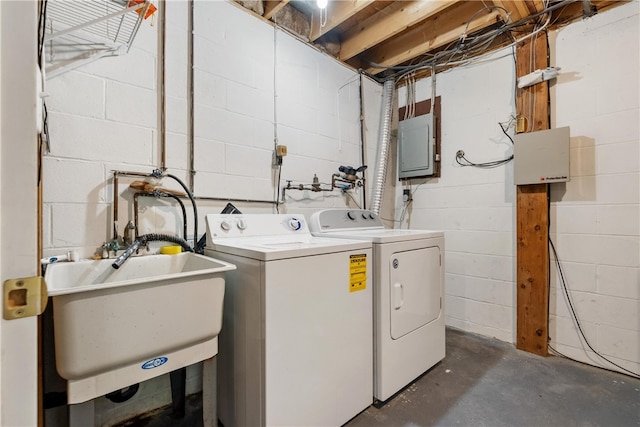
[207,235,371,261]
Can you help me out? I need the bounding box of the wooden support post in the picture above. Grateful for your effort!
[515,31,550,356]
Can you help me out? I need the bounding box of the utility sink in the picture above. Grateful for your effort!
[44,252,236,404]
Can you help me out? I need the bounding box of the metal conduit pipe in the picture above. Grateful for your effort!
[369,79,395,216]
[158,0,167,170]
[187,0,195,192]
[194,195,279,205]
[358,72,368,210]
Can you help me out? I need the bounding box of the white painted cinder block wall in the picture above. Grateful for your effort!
[42,1,380,425]
[548,2,639,376]
[397,1,639,376]
[396,48,517,344]
[39,0,639,424]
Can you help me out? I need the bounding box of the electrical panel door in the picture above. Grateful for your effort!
[398,114,434,179]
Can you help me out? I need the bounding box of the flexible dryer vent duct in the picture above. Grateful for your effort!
[369,79,395,215]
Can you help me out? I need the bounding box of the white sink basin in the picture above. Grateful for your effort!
[44,252,235,404]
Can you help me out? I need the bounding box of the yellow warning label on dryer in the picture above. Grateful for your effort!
[349,254,367,292]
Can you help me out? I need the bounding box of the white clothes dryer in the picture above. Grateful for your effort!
[309,209,445,403]
[204,214,373,427]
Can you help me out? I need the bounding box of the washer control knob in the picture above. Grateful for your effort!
[220,220,231,231]
[369,213,375,220]
[361,213,368,220]
[347,211,356,220]
[288,217,302,231]
[236,218,247,230]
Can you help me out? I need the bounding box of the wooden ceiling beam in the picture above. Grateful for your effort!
[491,0,524,21]
[339,0,458,61]
[264,0,291,20]
[309,0,376,42]
[512,0,531,19]
[531,0,546,13]
[361,6,503,74]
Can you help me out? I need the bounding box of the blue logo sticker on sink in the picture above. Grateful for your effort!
[141,357,168,370]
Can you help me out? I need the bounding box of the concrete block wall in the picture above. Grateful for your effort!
[396,49,518,344]
[192,1,373,212]
[548,1,639,376]
[42,1,380,425]
[396,2,639,377]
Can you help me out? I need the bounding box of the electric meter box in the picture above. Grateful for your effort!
[398,114,434,179]
[514,126,570,185]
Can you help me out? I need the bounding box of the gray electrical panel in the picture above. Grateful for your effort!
[398,113,433,179]
[514,126,570,185]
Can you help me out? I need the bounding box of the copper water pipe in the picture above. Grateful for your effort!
[111,170,154,241]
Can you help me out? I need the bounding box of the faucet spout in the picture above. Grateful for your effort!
[111,233,194,270]
[112,239,143,269]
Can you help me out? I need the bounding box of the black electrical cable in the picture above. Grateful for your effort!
[455,120,514,169]
[499,120,515,144]
[548,237,639,379]
[38,0,51,154]
[546,192,639,379]
[455,152,513,168]
[38,0,48,64]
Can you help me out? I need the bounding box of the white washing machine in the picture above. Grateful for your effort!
[204,214,373,427]
[309,209,445,403]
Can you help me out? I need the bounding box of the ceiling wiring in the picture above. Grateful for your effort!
[372,0,566,84]
[455,151,513,169]
[455,119,515,169]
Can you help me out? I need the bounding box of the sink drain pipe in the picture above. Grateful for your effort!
[369,79,395,216]
[106,384,140,403]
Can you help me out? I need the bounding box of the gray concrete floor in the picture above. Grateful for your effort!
[117,327,640,427]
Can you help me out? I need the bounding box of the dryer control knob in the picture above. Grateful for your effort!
[347,211,356,220]
[220,220,231,231]
[236,218,247,230]
[288,217,302,231]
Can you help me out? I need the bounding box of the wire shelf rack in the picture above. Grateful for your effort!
[43,0,153,79]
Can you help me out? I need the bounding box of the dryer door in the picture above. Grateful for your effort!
[389,246,441,339]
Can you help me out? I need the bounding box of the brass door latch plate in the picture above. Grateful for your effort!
[3,276,48,320]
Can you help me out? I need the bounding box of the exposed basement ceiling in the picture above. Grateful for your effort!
[233,0,626,79]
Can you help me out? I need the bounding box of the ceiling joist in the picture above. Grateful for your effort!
[232,0,630,77]
[339,0,458,61]
[264,0,290,20]
[309,0,376,42]
[361,4,503,74]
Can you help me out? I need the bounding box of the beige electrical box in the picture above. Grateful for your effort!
[514,126,570,185]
